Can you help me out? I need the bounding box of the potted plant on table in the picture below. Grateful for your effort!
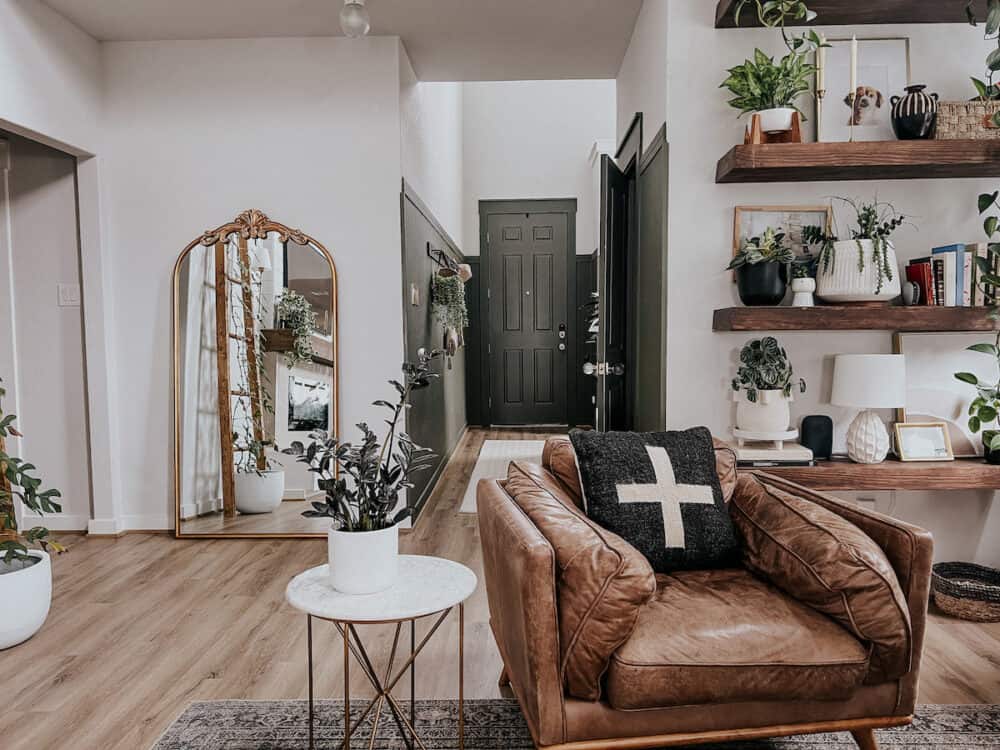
[727,227,794,305]
[731,337,806,434]
[0,379,64,649]
[803,197,907,304]
[301,349,442,595]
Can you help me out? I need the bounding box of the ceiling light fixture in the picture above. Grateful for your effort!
[340,0,371,38]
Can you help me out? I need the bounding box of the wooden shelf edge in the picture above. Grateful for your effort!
[757,457,1000,491]
[715,0,982,29]
[713,306,1000,333]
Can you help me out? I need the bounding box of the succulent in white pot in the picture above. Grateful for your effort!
[301,349,442,595]
[732,337,806,433]
[0,378,64,650]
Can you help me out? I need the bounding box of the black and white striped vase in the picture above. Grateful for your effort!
[891,84,939,140]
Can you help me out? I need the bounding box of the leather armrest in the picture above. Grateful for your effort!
[754,472,934,712]
[476,478,565,746]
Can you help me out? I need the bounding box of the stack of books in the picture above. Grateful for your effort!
[905,243,996,307]
[730,442,816,468]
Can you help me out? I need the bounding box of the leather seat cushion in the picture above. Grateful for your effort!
[730,474,912,683]
[505,460,657,701]
[606,568,869,710]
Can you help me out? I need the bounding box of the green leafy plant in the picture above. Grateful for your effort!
[791,261,813,279]
[733,0,817,45]
[954,332,1000,454]
[731,336,806,403]
[727,227,795,270]
[802,197,906,295]
[431,274,469,331]
[300,349,442,532]
[967,0,1000,121]
[275,290,318,368]
[720,47,819,118]
[0,379,64,565]
[974,190,1000,310]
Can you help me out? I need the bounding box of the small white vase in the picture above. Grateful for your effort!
[846,410,890,464]
[0,551,51,650]
[735,389,792,433]
[753,107,796,134]
[235,470,285,514]
[816,240,902,303]
[328,523,400,595]
[790,277,816,307]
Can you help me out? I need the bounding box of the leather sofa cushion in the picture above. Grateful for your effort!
[504,460,656,701]
[729,473,912,683]
[606,568,869,709]
[712,437,738,503]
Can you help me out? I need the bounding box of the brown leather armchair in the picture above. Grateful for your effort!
[477,437,933,750]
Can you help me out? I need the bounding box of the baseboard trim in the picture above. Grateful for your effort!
[87,517,125,536]
[21,513,89,531]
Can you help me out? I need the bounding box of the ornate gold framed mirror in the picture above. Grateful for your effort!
[172,209,339,538]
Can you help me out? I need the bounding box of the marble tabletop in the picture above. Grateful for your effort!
[285,555,478,623]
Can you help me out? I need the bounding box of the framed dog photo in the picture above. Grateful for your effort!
[816,37,910,142]
[894,422,954,462]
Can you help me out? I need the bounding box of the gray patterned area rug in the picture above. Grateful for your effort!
[152,700,1000,749]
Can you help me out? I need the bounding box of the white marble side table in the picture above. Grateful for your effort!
[286,554,478,750]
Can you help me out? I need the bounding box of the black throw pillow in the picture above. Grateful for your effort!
[569,427,741,573]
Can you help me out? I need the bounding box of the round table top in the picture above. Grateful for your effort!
[285,555,478,623]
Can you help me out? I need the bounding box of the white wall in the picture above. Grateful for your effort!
[101,37,406,529]
[615,0,668,144]
[399,43,464,246]
[462,79,617,255]
[619,0,999,564]
[0,0,101,155]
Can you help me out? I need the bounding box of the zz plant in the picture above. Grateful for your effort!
[727,227,794,270]
[954,332,1000,456]
[300,349,442,532]
[0,379,64,565]
[732,336,806,403]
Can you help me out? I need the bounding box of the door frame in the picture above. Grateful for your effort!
[478,198,578,426]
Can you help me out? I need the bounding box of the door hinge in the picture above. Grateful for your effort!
[488,343,492,355]
[488,397,493,408]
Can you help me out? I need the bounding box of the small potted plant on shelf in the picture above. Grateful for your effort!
[301,349,442,595]
[727,227,794,305]
[274,290,318,368]
[0,378,64,649]
[955,332,1000,464]
[731,336,806,434]
[803,197,907,304]
[790,262,816,307]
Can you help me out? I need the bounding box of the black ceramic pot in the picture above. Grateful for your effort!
[736,261,787,306]
[891,84,939,140]
[984,431,1000,465]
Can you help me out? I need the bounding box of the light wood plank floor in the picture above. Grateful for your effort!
[2,427,998,750]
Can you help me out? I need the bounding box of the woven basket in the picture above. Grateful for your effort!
[937,100,1000,140]
[932,562,1000,622]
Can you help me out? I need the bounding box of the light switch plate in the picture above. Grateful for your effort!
[57,283,81,307]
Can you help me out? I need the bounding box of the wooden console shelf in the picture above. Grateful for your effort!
[715,141,1000,184]
[713,306,1000,332]
[715,0,982,28]
[758,457,1000,491]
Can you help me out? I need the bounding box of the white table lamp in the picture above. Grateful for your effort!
[831,354,906,464]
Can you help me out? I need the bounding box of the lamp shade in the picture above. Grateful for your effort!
[831,354,906,409]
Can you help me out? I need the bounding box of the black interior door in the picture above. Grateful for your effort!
[487,211,569,424]
[598,154,630,432]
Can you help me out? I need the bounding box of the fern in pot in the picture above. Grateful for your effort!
[732,337,806,434]
[0,379,64,649]
[727,227,794,305]
[301,349,442,594]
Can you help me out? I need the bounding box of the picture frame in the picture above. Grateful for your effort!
[287,375,331,432]
[732,205,832,275]
[816,37,911,143]
[894,422,954,462]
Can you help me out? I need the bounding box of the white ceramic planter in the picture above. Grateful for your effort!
[328,523,400,595]
[790,277,816,307]
[816,240,902,303]
[735,389,792,433]
[0,551,51,650]
[235,470,285,514]
[753,107,796,133]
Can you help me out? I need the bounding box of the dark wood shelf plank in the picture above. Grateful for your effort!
[716,140,1000,184]
[713,306,1000,332]
[715,0,983,28]
[261,328,334,369]
[758,457,1000,491]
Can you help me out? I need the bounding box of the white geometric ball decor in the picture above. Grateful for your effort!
[846,409,891,464]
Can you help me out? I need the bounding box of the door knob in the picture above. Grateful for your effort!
[582,362,597,376]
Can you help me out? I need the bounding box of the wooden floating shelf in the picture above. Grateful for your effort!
[758,457,1000,491]
[715,0,984,28]
[261,329,334,369]
[713,306,1000,332]
[715,140,1000,184]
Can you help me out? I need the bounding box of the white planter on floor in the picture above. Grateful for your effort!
[753,107,796,133]
[0,551,51,650]
[235,470,285,514]
[735,389,792,433]
[328,523,400,595]
[816,240,902,303]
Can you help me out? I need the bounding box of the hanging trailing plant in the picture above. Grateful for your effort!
[431,273,468,331]
[275,290,318,369]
